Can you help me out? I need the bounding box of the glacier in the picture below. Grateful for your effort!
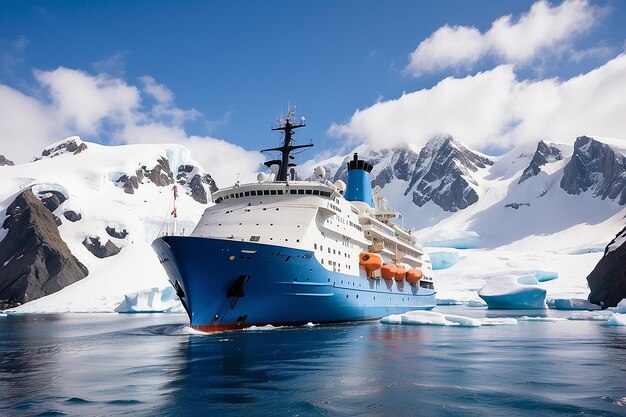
[114,287,184,313]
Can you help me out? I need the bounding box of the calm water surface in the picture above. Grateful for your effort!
[1,307,626,416]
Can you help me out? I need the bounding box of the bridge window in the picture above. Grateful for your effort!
[298,189,304,195]
[305,189,312,195]
[313,190,320,195]
[270,190,277,195]
[290,190,297,195]
[263,190,270,195]
[245,191,250,196]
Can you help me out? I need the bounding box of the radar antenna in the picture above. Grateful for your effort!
[261,102,313,181]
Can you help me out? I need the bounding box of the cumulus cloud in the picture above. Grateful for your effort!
[330,53,626,152]
[0,67,262,185]
[405,0,599,77]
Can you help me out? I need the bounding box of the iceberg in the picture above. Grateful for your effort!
[114,286,183,313]
[436,298,464,306]
[480,317,518,326]
[553,298,600,310]
[381,310,481,327]
[466,299,487,307]
[606,313,626,326]
[478,275,547,309]
[610,299,626,313]
[567,311,613,321]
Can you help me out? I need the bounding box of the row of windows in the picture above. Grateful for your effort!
[215,188,332,203]
[313,243,352,258]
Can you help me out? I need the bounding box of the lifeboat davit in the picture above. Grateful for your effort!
[381,263,397,280]
[406,268,423,284]
[394,264,407,281]
[359,252,383,275]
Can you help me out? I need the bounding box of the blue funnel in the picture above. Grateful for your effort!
[344,153,374,207]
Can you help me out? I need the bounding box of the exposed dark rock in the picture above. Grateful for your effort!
[145,158,175,186]
[560,136,626,205]
[54,216,62,226]
[505,203,530,209]
[37,190,67,213]
[105,226,128,239]
[63,210,82,222]
[519,140,563,184]
[405,136,493,212]
[587,225,626,308]
[0,155,14,166]
[82,237,121,258]
[41,138,88,159]
[117,169,143,194]
[0,189,89,308]
[176,164,218,203]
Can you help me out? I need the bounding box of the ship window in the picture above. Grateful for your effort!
[290,190,297,195]
[250,236,260,242]
[321,259,324,264]
[230,194,234,198]
[263,190,269,195]
[333,249,336,254]
[270,190,277,195]
[320,246,323,251]
[298,189,304,194]
[314,244,317,249]
[313,190,320,195]
[305,189,312,195]
[328,248,331,253]
[245,191,250,196]
[250,190,256,196]
[278,190,283,195]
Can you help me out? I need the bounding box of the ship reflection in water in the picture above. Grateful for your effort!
[1,311,626,416]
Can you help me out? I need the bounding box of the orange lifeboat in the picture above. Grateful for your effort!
[406,268,423,284]
[381,264,397,280]
[394,264,406,281]
[359,252,383,273]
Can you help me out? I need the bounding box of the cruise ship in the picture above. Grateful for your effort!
[152,107,436,331]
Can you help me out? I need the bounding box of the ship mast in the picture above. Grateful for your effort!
[261,103,313,181]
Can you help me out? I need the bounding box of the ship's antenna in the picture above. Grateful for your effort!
[260,102,313,181]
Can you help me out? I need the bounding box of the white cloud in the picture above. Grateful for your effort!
[35,67,140,134]
[406,0,599,77]
[331,53,626,151]
[0,67,262,185]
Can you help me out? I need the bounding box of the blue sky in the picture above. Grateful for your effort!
[1,0,625,181]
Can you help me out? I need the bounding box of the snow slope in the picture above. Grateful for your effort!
[1,137,212,313]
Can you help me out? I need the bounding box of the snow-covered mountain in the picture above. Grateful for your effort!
[0,137,215,312]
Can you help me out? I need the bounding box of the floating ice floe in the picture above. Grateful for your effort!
[534,271,559,282]
[422,230,480,249]
[380,311,481,327]
[114,286,184,313]
[478,275,547,309]
[244,324,277,331]
[606,313,626,326]
[553,298,600,310]
[518,316,566,322]
[567,311,613,321]
[466,299,487,307]
[0,313,7,317]
[303,322,317,327]
[479,317,518,326]
[436,298,464,306]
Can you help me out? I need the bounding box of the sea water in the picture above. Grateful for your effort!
[1,306,625,416]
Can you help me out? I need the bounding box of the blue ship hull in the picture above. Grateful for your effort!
[152,236,436,331]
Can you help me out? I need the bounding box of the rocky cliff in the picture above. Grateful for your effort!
[560,136,626,205]
[587,226,626,308]
[0,155,14,166]
[0,189,89,309]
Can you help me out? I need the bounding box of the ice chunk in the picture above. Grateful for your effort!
[480,317,518,326]
[554,298,600,310]
[606,313,626,326]
[466,299,487,307]
[437,298,464,306]
[400,311,452,326]
[610,299,626,313]
[0,313,7,318]
[114,286,183,313]
[478,275,547,309]
[444,314,481,327]
[381,310,482,327]
[567,311,613,321]
[546,298,556,308]
[428,251,462,270]
[380,314,403,324]
[518,316,566,322]
[244,325,277,331]
[534,271,559,282]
